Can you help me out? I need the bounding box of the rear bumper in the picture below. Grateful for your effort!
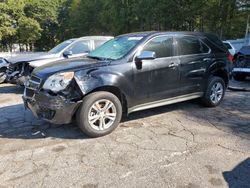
[232,68,250,76]
[23,91,82,124]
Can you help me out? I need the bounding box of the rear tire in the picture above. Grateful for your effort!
[201,76,226,107]
[233,74,246,81]
[77,91,122,138]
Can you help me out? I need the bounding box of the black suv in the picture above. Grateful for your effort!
[23,32,230,137]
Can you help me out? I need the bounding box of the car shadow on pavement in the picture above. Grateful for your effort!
[0,104,89,140]
[181,90,250,140]
[223,158,250,188]
[0,101,197,140]
[229,77,250,91]
[0,90,249,140]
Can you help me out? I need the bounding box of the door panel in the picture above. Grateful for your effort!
[178,54,212,94]
[133,36,181,105]
[133,57,181,104]
[174,36,212,94]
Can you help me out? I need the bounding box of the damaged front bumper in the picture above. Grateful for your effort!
[23,89,82,124]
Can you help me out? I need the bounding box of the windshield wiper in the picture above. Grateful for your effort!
[87,56,103,60]
[87,56,114,61]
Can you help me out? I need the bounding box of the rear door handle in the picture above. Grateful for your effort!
[203,58,211,62]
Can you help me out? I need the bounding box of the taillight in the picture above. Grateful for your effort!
[228,53,233,64]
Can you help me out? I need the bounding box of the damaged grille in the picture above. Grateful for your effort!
[29,66,35,75]
[28,75,41,90]
[24,75,42,99]
[8,63,16,72]
[30,75,41,85]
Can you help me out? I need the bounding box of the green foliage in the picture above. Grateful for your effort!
[17,16,42,44]
[0,0,249,51]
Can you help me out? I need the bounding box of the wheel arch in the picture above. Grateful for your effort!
[211,68,229,87]
[86,85,128,114]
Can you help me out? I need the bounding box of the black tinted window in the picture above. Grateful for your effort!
[176,36,208,55]
[201,42,210,53]
[68,40,90,54]
[143,36,173,58]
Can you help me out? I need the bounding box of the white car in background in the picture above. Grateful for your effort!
[0,58,9,83]
[223,39,246,56]
[6,36,114,85]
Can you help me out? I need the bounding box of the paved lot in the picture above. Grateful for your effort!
[0,80,249,188]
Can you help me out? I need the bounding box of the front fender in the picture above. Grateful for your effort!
[74,68,134,106]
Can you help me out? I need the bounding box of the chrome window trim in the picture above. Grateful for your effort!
[132,34,212,62]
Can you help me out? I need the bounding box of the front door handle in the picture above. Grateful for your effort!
[169,62,179,68]
[203,58,211,62]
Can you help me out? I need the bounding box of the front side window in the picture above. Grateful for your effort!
[94,40,108,49]
[88,36,143,60]
[175,36,209,56]
[143,36,173,58]
[49,39,75,54]
[67,40,91,54]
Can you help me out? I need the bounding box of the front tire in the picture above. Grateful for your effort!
[202,76,226,107]
[77,91,122,137]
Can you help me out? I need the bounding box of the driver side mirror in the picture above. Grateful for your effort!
[63,50,73,58]
[135,51,156,69]
[135,51,156,62]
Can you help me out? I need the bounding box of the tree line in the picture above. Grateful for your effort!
[0,0,249,52]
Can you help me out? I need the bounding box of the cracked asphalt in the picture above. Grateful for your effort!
[0,79,249,188]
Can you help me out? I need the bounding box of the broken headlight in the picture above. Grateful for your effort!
[43,72,74,93]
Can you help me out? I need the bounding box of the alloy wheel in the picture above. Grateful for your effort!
[88,99,117,131]
[210,82,223,104]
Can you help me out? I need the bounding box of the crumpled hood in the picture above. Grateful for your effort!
[7,52,58,64]
[33,57,104,79]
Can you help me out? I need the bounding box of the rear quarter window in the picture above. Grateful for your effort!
[175,36,209,56]
[204,34,227,53]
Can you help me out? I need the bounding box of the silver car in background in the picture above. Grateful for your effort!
[0,58,9,83]
[6,36,113,85]
[223,39,246,56]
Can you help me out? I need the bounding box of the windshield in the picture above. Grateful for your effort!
[88,36,143,60]
[49,39,75,54]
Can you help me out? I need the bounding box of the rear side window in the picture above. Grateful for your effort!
[143,36,173,58]
[201,42,210,53]
[205,34,227,53]
[68,40,91,54]
[175,36,209,56]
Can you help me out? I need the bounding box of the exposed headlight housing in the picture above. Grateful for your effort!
[43,72,74,93]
